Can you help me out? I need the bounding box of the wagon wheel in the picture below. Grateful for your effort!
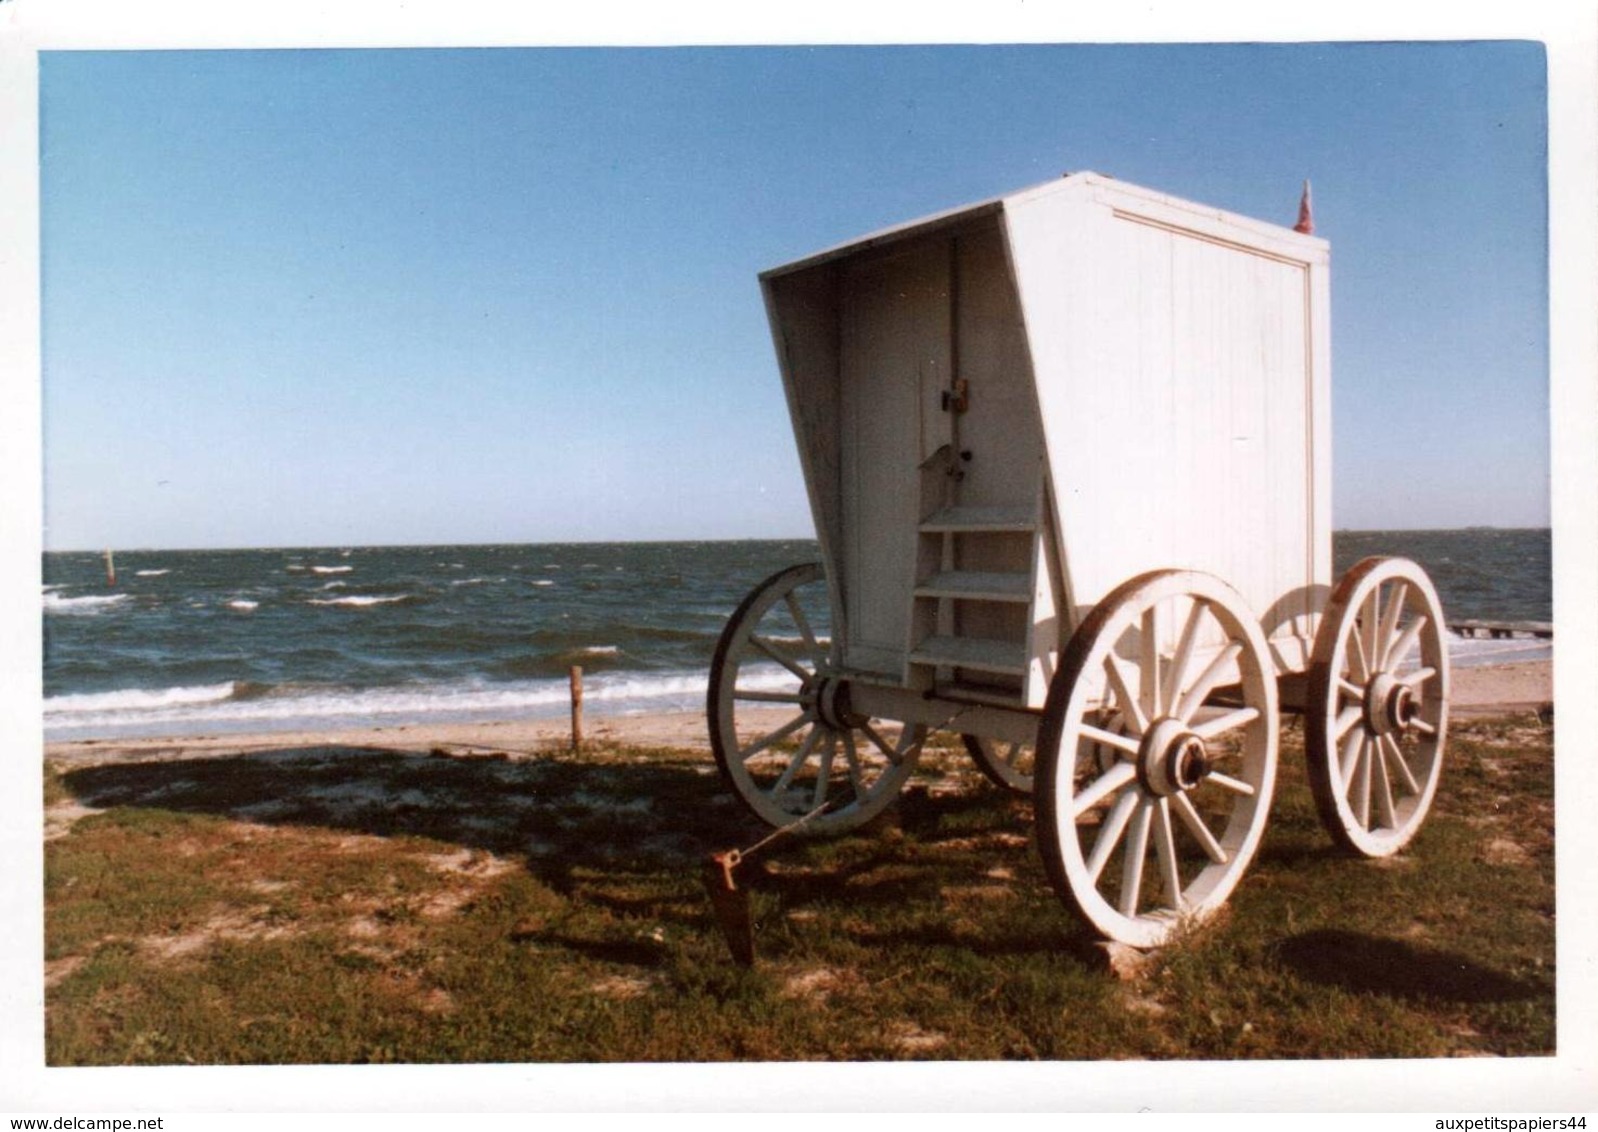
[1035,570,1279,948]
[961,735,1035,794]
[708,562,924,835]
[1306,557,1449,857]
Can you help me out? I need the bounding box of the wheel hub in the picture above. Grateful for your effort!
[813,674,866,731]
[1136,717,1213,797]
[1364,672,1419,736]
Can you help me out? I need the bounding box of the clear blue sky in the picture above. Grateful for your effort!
[39,43,1549,550]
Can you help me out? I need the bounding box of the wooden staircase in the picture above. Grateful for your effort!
[906,493,1060,708]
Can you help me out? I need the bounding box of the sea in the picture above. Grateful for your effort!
[41,530,1552,742]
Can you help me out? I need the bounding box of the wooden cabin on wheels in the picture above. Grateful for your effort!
[707,172,1450,948]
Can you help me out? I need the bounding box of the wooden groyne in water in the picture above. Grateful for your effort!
[1452,619,1553,640]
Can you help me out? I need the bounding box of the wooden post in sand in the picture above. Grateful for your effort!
[569,665,584,752]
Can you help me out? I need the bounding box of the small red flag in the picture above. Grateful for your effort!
[1294,179,1314,235]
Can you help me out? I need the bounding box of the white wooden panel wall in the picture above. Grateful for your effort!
[954,227,1044,510]
[764,269,846,633]
[838,244,950,673]
[1004,180,1326,661]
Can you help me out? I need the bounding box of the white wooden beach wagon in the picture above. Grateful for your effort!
[707,172,1451,947]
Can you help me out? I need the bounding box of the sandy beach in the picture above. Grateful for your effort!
[43,658,1552,767]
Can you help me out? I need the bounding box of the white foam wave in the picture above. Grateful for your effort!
[1448,633,1551,668]
[450,577,501,587]
[135,569,170,577]
[321,580,348,590]
[307,594,408,607]
[41,666,799,741]
[531,579,556,587]
[312,565,353,574]
[48,681,238,715]
[228,599,259,611]
[575,645,620,656]
[44,592,131,614]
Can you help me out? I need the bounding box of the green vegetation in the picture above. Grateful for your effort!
[43,716,1554,1064]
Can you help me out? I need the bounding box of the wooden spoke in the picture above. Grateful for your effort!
[1380,732,1422,795]
[1360,592,1380,677]
[738,712,812,761]
[733,688,805,704]
[1371,733,1397,829]
[770,726,820,796]
[1353,737,1372,829]
[1348,618,1371,683]
[748,634,812,682]
[1072,760,1137,817]
[1080,723,1140,757]
[1399,665,1437,689]
[1164,598,1209,710]
[1174,642,1243,721]
[783,593,825,664]
[1192,705,1260,741]
[1339,728,1364,794]
[1170,791,1228,864]
[1385,616,1428,672]
[1204,771,1257,797]
[859,722,899,763]
[1104,654,1150,735]
[1338,676,1365,700]
[811,732,835,809]
[1086,789,1141,883]
[841,731,865,799]
[1140,605,1162,718]
[1119,800,1153,917]
[1410,718,1437,737]
[1153,799,1183,909]
[1376,581,1409,670]
[1333,704,1363,740]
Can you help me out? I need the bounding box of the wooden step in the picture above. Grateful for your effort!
[919,504,1034,534]
[914,570,1032,603]
[908,634,1029,677]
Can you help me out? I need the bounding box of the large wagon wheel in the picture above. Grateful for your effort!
[1306,557,1449,857]
[708,562,924,835]
[1035,570,1279,948]
[961,736,1035,795]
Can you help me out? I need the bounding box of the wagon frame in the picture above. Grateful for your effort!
[707,173,1450,947]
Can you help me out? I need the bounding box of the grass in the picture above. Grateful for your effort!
[42,714,1555,1064]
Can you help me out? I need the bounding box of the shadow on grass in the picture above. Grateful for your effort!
[1274,929,1542,1004]
[56,745,1083,960]
[58,745,757,904]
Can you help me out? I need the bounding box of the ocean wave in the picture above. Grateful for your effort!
[1448,633,1551,668]
[531,579,556,587]
[312,565,354,575]
[307,594,410,607]
[135,569,171,577]
[44,592,131,615]
[228,599,260,612]
[42,665,800,740]
[47,681,239,714]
